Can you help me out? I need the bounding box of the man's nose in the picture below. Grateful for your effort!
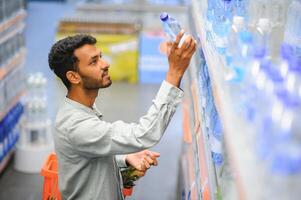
[100,60,110,70]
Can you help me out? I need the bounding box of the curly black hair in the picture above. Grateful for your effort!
[48,34,97,89]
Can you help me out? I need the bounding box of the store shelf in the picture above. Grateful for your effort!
[190,0,265,199]
[190,79,215,200]
[77,3,187,13]
[0,149,14,174]
[0,10,26,33]
[0,22,25,45]
[0,91,24,122]
[0,48,26,80]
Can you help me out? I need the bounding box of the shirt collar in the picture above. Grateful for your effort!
[65,96,103,118]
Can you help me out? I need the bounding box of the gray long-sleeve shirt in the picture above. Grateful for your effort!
[54,81,184,200]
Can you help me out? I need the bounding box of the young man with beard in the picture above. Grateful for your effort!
[48,30,196,200]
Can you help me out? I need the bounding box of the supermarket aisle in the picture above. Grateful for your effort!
[0,2,183,200]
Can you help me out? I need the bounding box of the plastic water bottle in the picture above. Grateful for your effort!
[206,0,216,23]
[210,109,224,166]
[224,16,246,81]
[266,93,301,200]
[248,0,270,27]
[232,0,247,18]
[212,0,233,54]
[270,0,291,27]
[284,0,301,58]
[276,44,294,80]
[0,81,4,112]
[229,31,253,83]
[285,59,301,99]
[160,12,186,47]
[254,18,271,54]
[239,47,267,121]
[225,16,246,65]
[0,121,3,161]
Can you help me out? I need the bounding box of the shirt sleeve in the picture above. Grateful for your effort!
[66,81,184,157]
[115,155,128,168]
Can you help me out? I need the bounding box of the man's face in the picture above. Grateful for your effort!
[74,44,112,90]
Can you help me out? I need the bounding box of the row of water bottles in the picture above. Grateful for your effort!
[205,0,301,59]
[25,73,48,125]
[224,23,301,200]
[0,103,23,162]
[199,57,224,166]
[0,65,25,113]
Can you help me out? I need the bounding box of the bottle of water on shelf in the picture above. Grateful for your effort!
[225,16,246,66]
[0,121,3,161]
[232,0,247,18]
[277,44,294,80]
[283,0,301,58]
[270,0,291,28]
[240,47,267,121]
[210,109,224,166]
[0,81,4,112]
[160,12,186,47]
[212,0,233,55]
[267,93,301,200]
[229,31,253,83]
[248,0,270,28]
[284,59,301,99]
[206,0,216,24]
[254,18,271,55]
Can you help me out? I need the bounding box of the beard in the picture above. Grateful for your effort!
[80,74,112,90]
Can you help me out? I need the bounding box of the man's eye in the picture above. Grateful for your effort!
[91,60,97,65]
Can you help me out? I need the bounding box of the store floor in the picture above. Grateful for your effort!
[0,2,183,200]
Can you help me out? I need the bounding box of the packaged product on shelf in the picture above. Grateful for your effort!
[254,18,271,56]
[210,109,224,166]
[284,0,301,58]
[225,15,246,80]
[212,0,233,54]
[0,121,3,161]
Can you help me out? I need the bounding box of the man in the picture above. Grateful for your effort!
[48,30,196,200]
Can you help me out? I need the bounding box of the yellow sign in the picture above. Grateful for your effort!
[56,33,139,83]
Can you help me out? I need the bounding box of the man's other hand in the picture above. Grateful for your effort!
[125,150,160,173]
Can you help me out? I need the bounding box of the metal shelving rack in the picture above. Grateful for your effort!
[0,0,26,174]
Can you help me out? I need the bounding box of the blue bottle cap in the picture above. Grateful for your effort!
[289,57,301,73]
[276,90,299,108]
[239,31,253,43]
[260,60,272,72]
[160,12,169,22]
[271,144,301,175]
[266,65,284,83]
[281,43,294,60]
[253,47,266,58]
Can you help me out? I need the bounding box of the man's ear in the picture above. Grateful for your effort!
[66,71,81,85]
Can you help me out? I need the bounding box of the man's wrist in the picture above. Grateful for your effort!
[166,71,183,87]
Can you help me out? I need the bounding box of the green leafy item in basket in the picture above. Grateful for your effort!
[121,166,141,188]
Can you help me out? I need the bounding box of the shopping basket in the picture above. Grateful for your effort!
[41,153,62,200]
[41,153,133,199]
